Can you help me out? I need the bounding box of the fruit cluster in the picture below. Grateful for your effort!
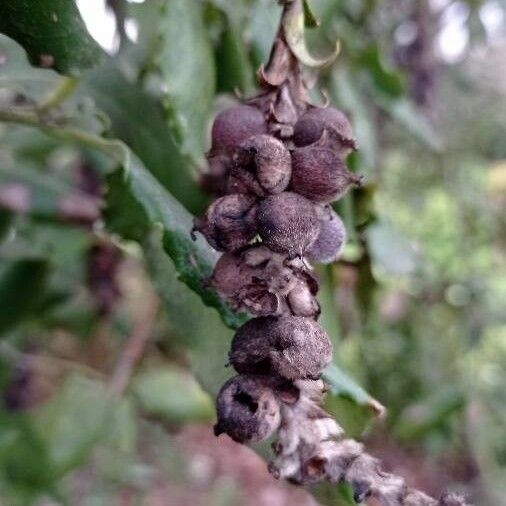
[195,103,359,320]
[191,2,469,502]
[193,94,362,445]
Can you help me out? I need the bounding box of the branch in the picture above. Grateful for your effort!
[270,381,470,506]
[0,107,126,160]
[37,76,80,114]
[109,295,160,396]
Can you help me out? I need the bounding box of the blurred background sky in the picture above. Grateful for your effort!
[76,0,505,62]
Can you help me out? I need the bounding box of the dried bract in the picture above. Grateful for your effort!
[210,245,320,317]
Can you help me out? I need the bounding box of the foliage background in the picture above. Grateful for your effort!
[0,0,504,505]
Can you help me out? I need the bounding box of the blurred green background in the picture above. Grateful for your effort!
[0,0,504,505]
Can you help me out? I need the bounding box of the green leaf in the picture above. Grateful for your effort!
[113,151,247,330]
[34,374,110,475]
[103,398,137,455]
[132,366,214,424]
[376,96,442,151]
[317,265,342,348]
[156,0,215,157]
[0,35,59,100]
[0,413,56,494]
[314,481,357,506]
[0,259,49,336]
[143,232,237,396]
[104,171,149,243]
[0,0,102,75]
[367,222,420,276]
[250,1,280,66]
[214,12,255,94]
[323,363,385,417]
[83,60,208,215]
[303,0,320,28]
[356,44,405,98]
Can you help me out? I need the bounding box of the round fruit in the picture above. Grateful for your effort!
[291,147,363,204]
[256,192,320,257]
[307,206,346,264]
[230,315,332,380]
[229,134,291,196]
[211,105,267,152]
[293,107,357,158]
[214,374,281,443]
[193,194,258,251]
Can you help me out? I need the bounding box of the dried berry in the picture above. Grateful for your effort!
[210,245,320,317]
[193,194,258,252]
[286,281,320,317]
[293,107,357,158]
[228,134,292,196]
[211,105,267,152]
[214,374,281,443]
[229,315,332,380]
[291,147,363,204]
[306,206,346,264]
[256,192,320,256]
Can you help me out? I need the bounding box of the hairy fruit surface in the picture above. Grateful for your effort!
[291,147,362,204]
[215,374,281,443]
[256,192,320,256]
[293,107,357,158]
[211,105,267,152]
[193,194,258,251]
[229,315,332,380]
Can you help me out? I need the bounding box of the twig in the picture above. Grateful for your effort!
[37,76,80,114]
[109,296,160,396]
[270,380,470,506]
[0,107,126,160]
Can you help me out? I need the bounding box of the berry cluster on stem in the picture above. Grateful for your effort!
[193,2,470,504]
